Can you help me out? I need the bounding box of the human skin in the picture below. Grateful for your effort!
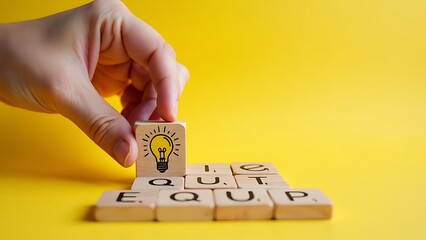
[0,0,189,167]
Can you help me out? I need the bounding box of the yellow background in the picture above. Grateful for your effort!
[1,0,426,239]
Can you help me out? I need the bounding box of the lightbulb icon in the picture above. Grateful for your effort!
[141,125,180,173]
[150,134,173,173]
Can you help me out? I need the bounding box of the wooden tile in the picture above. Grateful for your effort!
[268,188,333,219]
[186,164,232,175]
[185,175,237,189]
[156,190,214,221]
[214,189,274,220]
[135,121,186,177]
[235,174,290,188]
[131,177,184,190]
[231,162,279,175]
[94,190,158,221]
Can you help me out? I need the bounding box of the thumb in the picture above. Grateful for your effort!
[58,80,138,168]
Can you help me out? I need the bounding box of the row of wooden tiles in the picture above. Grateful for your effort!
[185,163,280,176]
[133,162,288,189]
[95,188,332,221]
[135,162,289,189]
[132,174,289,189]
[138,162,280,177]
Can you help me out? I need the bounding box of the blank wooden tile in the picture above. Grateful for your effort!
[135,121,186,177]
[235,174,290,188]
[231,162,279,175]
[131,177,184,190]
[94,190,158,221]
[214,189,273,220]
[156,190,214,221]
[268,188,333,219]
[186,164,232,175]
[185,175,237,189]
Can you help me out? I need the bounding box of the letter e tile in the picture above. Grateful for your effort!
[231,162,279,175]
[94,190,158,221]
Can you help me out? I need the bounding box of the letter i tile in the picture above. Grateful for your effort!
[186,164,233,175]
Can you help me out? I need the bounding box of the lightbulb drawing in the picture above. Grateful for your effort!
[141,126,180,173]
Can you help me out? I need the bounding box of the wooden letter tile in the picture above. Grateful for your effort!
[94,190,158,221]
[235,175,290,188]
[231,162,279,175]
[214,189,274,220]
[185,175,237,189]
[131,177,184,190]
[156,190,214,221]
[135,121,186,177]
[186,164,232,175]
[268,188,333,219]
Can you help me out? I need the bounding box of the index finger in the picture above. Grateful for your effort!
[121,10,179,122]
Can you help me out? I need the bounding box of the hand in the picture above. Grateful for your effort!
[0,0,189,167]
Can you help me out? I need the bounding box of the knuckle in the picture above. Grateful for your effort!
[88,114,119,145]
[92,0,127,14]
[152,40,176,61]
[44,75,69,97]
[35,73,73,113]
[161,41,176,59]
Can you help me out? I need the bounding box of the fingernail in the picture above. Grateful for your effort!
[114,139,130,167]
